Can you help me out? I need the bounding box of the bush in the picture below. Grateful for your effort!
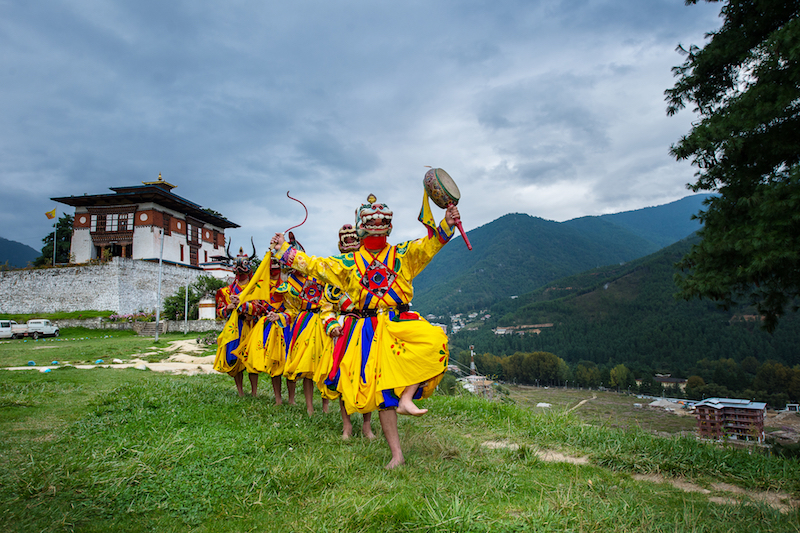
[163,275,227,320]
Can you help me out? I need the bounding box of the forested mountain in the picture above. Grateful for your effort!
[450,236,800,374]
[587,193,712,248]
[413,194,712,317]
[0,236,39,268]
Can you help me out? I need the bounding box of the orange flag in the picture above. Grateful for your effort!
[45,208,56,220]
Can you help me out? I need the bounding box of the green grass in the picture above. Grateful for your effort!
[1,339,799,532]
[0,331,211,368]
[508,386,698,434]
[0,310,115,322]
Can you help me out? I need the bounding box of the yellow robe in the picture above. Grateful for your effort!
[213,280,263,376]
[274,219,454,413]
[239,276,290,376]
[281,273,337,383]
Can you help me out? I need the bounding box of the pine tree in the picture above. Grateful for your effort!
[667,0,800,331]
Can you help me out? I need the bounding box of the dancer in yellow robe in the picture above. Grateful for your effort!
[231,254,295,405]
[213,242,267,397]
[281,238,338,415]
[322,224,375,439]
[271,194,461,468]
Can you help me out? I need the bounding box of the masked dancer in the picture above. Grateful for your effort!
[233,252,295,405]
[271,194,460,468]
[322,224,375,439]
[279,233,337,416]
[213,240,267,397]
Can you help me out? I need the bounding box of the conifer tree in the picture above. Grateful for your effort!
[667,0,800,331]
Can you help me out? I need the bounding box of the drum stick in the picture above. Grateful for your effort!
[449,203,472,251]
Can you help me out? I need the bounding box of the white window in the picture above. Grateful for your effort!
[90,215,97,232]
[106,213,118,232]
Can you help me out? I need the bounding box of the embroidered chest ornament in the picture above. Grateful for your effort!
[360,258,398,298]
[301,279,324,305]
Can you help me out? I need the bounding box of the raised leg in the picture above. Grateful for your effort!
[397,383,428,416]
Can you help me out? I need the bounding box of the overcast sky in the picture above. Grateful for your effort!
[1,0,722,257]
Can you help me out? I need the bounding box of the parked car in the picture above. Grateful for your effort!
[13,319,59,340]
[0,320,18,339]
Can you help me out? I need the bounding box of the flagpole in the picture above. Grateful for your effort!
[52,211,57,266]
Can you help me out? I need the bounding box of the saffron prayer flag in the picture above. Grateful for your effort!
[45,208,56,220]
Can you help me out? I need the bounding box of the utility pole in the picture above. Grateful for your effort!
[155,229,164,341]
[469,345,476,375]
[183,275,189,335]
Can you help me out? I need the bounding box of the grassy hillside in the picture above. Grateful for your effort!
[1,361,798,532]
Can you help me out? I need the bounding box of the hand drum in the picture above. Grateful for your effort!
[423,168,472,250]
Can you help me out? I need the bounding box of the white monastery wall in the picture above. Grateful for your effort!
[0,258,207,315]
[71,227,94,260]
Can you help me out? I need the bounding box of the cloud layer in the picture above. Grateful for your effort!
[0,0,721,256]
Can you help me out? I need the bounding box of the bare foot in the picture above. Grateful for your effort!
[385,457,405,469]
[363,427,376,440]
[307,408,314,417]
[342,428,352,441]
[275,398,283,406]
[397,399,428,417]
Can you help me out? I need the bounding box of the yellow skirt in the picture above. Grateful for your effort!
[284,310,333,382]
[213,318,248,376]
[240,317,288,377]
[336,310,449,415]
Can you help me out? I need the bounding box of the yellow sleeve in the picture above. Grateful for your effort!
[274,243,351,288]
[276,282,299,327]
[397,218,456,279]
[320,287,339,335]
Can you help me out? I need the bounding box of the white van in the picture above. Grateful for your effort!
[0,320,18,339]
[23,319,60,339]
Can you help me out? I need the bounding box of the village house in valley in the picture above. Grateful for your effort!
[695,397,767,443]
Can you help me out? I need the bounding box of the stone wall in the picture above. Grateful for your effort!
[51,317,223,333]
[0,258,214,315]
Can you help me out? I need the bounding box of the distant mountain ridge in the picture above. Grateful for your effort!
[450,235,800,370]
[0,236,39,268]
[412,194,713,316]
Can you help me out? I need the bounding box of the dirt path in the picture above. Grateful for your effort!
[6,339,218,376]
[568,393,597,412]
[481,440,798,513]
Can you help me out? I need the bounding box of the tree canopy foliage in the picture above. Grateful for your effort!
[667,0,800,331]
[163,274,227,320]
[34,213,73,266]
